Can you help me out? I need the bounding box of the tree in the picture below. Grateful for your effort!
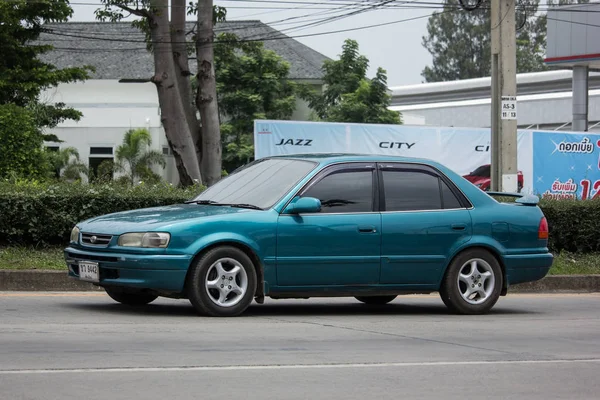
[46,147,89,181]
[300,39,401,125]
[115,128,166,185]
[98,0,203,187]
[0,0,92,178]
[0,104,49,180]
[421,0,589,82]
[195,0,222,187]
[214,33,297,171]
[97,0,226,187]
[326,69,401,124]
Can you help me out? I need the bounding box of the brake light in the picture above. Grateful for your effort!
[538,217,549,240]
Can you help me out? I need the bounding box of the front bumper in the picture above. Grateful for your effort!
[504,252,554,286]
[64,246,193,293]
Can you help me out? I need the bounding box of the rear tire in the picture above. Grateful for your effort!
[187,246,257,317]
[439,249,503,315]
[104,287,158,306]
[355,295,397,305]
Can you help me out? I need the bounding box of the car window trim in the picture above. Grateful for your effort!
[377,162,472,212]
[281,162,378,215]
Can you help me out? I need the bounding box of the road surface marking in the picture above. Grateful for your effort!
[1,358,599,375]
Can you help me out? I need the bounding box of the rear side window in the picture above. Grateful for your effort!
[440,179,463,209]
[382,170,442,211]
[302,170,373,213]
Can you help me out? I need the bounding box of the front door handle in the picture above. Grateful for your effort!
[358,225,377,233]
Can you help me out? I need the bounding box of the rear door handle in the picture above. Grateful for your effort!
[358,225,377,233]
[452,224,466,231]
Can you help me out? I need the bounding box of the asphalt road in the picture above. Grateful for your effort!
[1,292,599,400]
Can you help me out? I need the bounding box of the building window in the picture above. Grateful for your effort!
[89,147,114,182]
[90,147,113,155]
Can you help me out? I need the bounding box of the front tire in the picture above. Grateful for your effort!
[355,295,397,305]
[104,287,158,306]
[439,249,503,315]
[187,246,257,317]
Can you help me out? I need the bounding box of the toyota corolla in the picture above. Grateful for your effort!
[65,154,553,317]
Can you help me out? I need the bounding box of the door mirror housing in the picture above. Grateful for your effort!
[284,197,321,214]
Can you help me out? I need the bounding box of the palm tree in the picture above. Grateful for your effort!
[46,147,89,181]
[115,128,166,185]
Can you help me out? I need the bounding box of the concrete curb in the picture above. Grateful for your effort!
[1,270,599,293]
[0,270,102,291]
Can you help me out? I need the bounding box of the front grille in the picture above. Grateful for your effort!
[67,252,119,263]
[81,233,112,246]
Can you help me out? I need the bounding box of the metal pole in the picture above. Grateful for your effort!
[572,65,589,132]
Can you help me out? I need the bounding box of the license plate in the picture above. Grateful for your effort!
[79,261,99,283]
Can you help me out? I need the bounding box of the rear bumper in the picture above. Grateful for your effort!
[64,247,192,293]
[503,252,554,286]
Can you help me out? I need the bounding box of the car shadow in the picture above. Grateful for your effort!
[61,297,540,318]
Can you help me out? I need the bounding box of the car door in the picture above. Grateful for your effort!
[276,162,382,286]
[378,162,473,286]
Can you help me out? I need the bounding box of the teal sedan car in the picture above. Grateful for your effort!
[65,154,553,317]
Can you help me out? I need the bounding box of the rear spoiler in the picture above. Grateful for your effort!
[486,191,540,206]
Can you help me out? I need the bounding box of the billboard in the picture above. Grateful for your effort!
[254,120,600,197]
[533,132,600,199]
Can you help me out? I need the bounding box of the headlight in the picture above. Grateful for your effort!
[70,226,80,243]
[118,232,171,248]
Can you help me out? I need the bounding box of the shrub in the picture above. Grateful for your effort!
[0,181,204,246]
[539,198,600,254]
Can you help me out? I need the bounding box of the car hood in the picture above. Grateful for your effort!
[78,204,253,234]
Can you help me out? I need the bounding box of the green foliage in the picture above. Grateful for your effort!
[326,68,402,124]
[0,104,50,180]
[214,33,297,171]
[0,0,92,180]
[45,147,89,181]
[299,39,401,125]
[539,198,600,254]
[115,128,166,185]
[0,0,93,120]
[0,181,204,246]
[421,0,589,82]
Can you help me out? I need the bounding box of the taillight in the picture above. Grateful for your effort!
[538,217,549,240]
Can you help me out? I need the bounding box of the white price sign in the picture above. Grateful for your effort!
[501,96,517,120]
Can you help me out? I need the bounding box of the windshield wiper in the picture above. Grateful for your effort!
[224,203,263,210]
[184,200,262,210]
[184,199,222,205]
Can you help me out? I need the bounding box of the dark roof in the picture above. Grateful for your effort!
[37,21,329,81]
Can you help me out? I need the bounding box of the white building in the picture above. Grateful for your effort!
[38,21,330,184]
[388,70,600,132]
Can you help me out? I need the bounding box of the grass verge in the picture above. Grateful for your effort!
[0,246,66,270]
[0,246,599,275]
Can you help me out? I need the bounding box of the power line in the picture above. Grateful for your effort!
[33,11,450,54]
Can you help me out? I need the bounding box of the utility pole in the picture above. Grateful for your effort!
[490,0,518,192]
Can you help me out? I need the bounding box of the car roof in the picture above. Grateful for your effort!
[267,153,439,166]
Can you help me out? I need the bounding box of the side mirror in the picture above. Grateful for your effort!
[284,197,321,214]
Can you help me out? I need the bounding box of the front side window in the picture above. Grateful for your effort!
[302,169,373,213]
[382,170,442,211]
[192,158,317,209]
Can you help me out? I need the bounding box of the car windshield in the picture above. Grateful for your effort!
[191,158,318,209]
[471,165,490,177]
